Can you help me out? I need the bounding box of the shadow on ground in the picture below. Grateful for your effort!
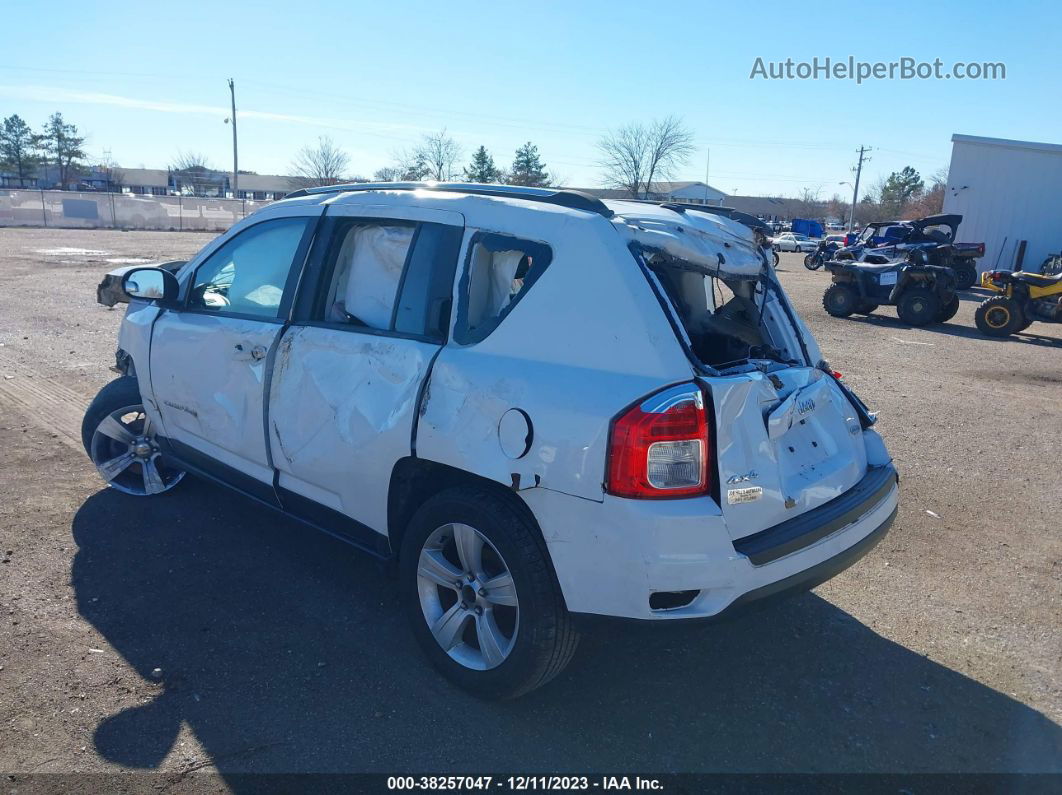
[72,481,1061,778]
[839,310,1062,347]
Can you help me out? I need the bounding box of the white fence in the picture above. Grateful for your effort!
[0,189,273,232]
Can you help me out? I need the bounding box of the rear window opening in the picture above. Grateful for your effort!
[641,249,795,370]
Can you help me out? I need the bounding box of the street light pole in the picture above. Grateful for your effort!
[228,78,238,198]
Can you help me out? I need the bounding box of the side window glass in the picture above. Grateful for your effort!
[458,233,551,344]
[189,217,309,318]
[321,222,415,329]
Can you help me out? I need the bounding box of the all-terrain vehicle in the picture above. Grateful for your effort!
[833,214,984,289]
[822,251,960,326]
[974,268,1062,336]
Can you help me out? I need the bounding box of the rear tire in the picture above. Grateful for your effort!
[975,296,1022,337]
[936,295,960,323]
[400,486,579,700]
[896,287,941,326]
[822,283,859,317]
[954,265,978,290]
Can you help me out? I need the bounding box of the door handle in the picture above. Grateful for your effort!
[234,342,267,361]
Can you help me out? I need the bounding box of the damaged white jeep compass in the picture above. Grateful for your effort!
[83,183,898,699]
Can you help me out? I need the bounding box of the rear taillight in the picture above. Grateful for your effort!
[977,243,986,256]
[606,384,711,499]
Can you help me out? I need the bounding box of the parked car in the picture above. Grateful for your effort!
[774,232,819,253]
[83,183,898,699]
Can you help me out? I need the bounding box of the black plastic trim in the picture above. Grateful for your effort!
[733,464,898,566]
[158,437,281,508]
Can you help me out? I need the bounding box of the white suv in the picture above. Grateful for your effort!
[83,183,898,699]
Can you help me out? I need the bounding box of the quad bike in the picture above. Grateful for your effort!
[832,214,984,289]
[822,251,959,326]
[974,269,1062,337]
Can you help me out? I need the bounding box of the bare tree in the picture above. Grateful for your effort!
[289,136,350,188]
[597,122,649,198]
[169,150,217,196]
[416,129,462,181]
[372,166,403,182]
[597,117,695,198]
[170,150,212,172]
[642,116,695,195]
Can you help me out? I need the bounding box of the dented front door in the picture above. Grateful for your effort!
[149,213,319,499]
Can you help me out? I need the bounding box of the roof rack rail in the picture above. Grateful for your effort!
[616,198,771,235]
[661,203,772,235]
[283,181,614,218]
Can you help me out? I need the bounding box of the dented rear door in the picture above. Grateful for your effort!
[267,204,464,540]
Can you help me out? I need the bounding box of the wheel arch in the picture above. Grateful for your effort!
[387,457,545,562]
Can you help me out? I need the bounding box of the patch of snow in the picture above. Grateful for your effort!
[35,247,111,257]
[104,257,151,264]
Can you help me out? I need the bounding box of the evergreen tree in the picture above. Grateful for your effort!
[0,115,41,188]
[879,166,924,216]
[463,145,500,183]
[507,141,549,187]
[39,113,86,188]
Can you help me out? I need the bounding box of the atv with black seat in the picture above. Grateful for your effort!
[832,214,984,289]
[974,268,1062,337]
[822,250,960,326]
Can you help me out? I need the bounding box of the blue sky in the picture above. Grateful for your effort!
[0,0,1056,197]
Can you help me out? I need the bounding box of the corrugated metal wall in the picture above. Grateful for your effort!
[944,139,1062,273]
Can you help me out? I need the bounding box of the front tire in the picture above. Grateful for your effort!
[823,283,859,317]
[400,486,579,700]
[936,295,960,323]
[896,287,941,326]
[81,377,185,496]
[975,296,1023,337]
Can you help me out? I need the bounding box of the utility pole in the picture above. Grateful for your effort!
[228,78,238,198]
[703,148,710,204]
[848,145,870,232]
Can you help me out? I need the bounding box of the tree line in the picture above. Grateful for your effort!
[288,115,697,194]
[0,113,89,189]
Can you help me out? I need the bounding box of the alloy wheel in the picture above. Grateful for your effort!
[416,522,519,671]
[89,404,184,495]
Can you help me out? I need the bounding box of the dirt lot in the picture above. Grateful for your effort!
[0,227,1059,779]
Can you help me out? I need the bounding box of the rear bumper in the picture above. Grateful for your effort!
[525,462,899,622]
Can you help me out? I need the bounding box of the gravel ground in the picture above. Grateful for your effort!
[0,227,1059,779]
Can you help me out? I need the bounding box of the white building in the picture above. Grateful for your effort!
[944,134,1062,273]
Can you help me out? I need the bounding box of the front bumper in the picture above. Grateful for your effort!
[524,463,898,622]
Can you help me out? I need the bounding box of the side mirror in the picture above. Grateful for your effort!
[121,267,179,306]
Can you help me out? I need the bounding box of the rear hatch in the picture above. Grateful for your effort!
[700,366,867,539]
[612,203,870,539]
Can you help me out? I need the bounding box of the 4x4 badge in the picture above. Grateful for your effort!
[727,471,758,484]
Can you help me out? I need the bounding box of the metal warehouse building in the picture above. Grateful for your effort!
[944,134,1062,274]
